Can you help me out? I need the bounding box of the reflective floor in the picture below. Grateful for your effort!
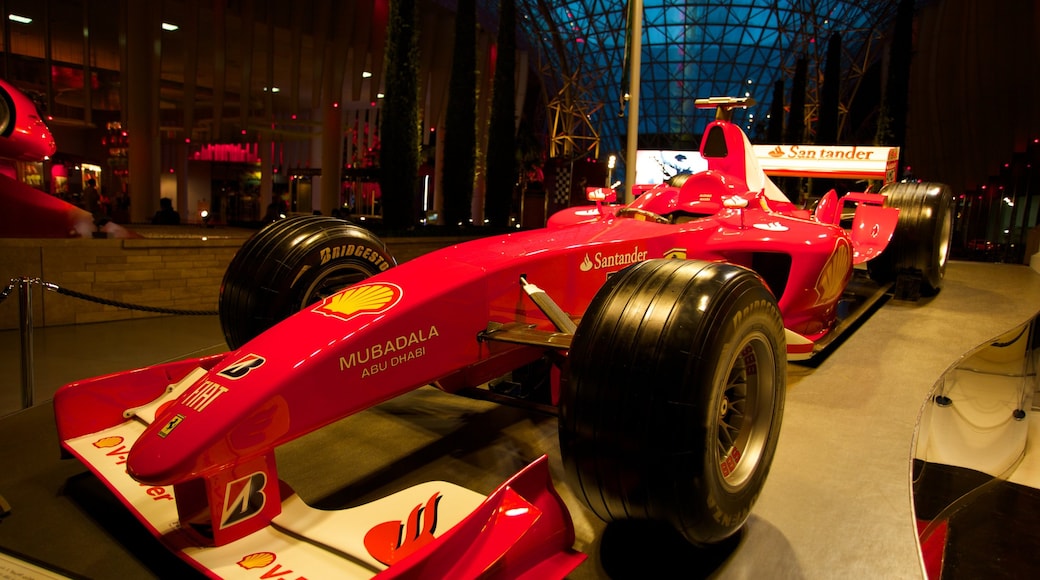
[1,260,1038,579]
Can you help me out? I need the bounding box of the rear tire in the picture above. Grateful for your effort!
[560,259,785,545]
[868,182,953,296]
[219,216,395,349]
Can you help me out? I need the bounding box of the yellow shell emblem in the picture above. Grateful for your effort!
[93,436,124,449]
[815,238,852,304]
[313,283,403,322]
[237,552,276,570]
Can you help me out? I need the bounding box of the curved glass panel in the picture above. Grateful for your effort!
[911,313,1039,577]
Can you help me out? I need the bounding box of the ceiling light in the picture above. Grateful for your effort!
[8,14,32,24]
[161,22,179,31]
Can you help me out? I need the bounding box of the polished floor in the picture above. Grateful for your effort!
[1,260,1039,579]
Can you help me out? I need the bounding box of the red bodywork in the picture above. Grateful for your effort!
[0,78,55,161]
[0,78,138,238]
[54,113,898,577]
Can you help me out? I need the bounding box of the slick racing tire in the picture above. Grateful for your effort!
[219,216,396,349]
[868,182,953,296]
[560,259,786,545]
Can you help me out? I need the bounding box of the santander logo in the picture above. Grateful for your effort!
[364,492,443,566]
[753,222,789,232]
[579,246,648,272]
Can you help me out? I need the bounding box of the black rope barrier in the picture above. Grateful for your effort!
[1,277,218,316]
[4,276,219,413]
[0,280,15,304]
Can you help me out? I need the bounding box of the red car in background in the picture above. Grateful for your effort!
[1,78,137,238]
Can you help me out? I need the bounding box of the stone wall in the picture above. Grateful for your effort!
[0,236,243,330]
[0,232,479,330]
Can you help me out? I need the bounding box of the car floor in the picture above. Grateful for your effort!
[0,260,1038,579]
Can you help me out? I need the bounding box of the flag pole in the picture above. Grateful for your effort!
[623,0,642,203]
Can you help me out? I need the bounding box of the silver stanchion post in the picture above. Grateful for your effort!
[18,278,35,409]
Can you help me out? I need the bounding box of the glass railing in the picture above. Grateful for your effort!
[910,312,1039,578]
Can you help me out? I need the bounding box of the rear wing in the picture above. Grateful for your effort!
[690,97,901,185]
[752,144,900,185]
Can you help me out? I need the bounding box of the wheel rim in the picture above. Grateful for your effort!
[716,331,777,492]
[298,263,376,309]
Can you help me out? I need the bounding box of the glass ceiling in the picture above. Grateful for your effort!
[515,0,901,161]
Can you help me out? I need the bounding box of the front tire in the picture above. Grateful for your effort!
[219,216,396,349]
[560,259,786,545]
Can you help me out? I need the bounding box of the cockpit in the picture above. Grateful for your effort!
[620,101,791,224]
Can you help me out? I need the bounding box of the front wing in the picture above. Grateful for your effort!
[59,367,585,579]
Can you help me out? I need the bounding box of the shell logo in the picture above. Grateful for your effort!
[236,551,276,570]
[313,282,403,322]
[816,238,852,304]
[93,436,124,449]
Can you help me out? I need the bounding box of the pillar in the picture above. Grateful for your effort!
[125,1,162,223]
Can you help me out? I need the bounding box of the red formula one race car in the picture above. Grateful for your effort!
[54,97,953,578]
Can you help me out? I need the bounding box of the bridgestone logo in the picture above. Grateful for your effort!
[217,354,266,380]
[220,472,267,529]
[732,300,771,331]
[320,244,391,271]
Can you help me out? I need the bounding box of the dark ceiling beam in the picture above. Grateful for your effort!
[211,0,226,140]
[311,1,329,110]
[289,1,303,114]
[181,0,198,139]
[345,0,368,103]
[238,0,254,135]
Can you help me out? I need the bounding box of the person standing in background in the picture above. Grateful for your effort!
[82,178,100,215]
[152,197,180,225]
